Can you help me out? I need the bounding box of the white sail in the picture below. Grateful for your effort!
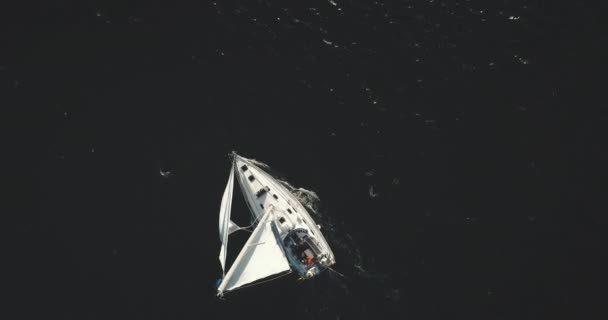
[228,220,240,235]
[218,165,235,274]
[217,207,291,295]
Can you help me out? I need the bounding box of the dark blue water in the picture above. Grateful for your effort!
[6,1,606,319]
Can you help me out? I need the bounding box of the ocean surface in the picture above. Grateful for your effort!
[6,1,606,319]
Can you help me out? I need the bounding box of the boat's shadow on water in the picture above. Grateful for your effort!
[288,179,403,319]
[302,208,403,319]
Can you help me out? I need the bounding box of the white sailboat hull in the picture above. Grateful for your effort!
[217,153,336,295]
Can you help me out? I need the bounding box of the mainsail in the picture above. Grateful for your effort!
[217,207,291,295]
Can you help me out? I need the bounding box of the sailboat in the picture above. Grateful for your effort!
[216,152,336,296]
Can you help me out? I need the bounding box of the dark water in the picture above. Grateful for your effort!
[6,1,607,319]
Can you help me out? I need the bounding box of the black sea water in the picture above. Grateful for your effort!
[7,1,605,319]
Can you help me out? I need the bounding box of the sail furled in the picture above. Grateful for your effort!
[217,208,291,295]
[218,165,235,274]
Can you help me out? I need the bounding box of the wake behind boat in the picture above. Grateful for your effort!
[216,152,336,296]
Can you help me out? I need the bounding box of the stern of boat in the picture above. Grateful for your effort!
[282,228,334,278]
